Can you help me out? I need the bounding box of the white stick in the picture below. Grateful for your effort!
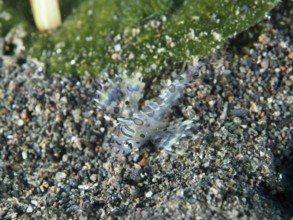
[30,0,62,32]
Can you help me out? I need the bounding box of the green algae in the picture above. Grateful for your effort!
[1,0,279,76]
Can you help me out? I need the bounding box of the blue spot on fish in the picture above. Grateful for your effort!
[127,84,140,92]
[105,93,113,106]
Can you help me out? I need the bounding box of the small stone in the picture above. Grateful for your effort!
[208,100,216,108]
[55,172,67,181]
[21,151,28,160]
[111,53,121,60]
[233,117,242,124]
[20,111,29,121]
[31,200,38,206]
[288,52,293,60]
[231,109,248,117]
[62,154,68,162]
[60,96,68,103]
[250,102,259,113]
[35,104,42,115]
[258,34,270,45]
[137,157,148,166]
[71,108,81,123]
[41,181,49,189]
[114,44,121,52]
[8,81,16,93]
[17,118,25,127]
[26,205,33,213]
[90,174,97,182]
[78,185,90,190]
[145,191,153,198]
[260,59,269,69]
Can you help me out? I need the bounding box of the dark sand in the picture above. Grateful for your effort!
[0,1,292,219]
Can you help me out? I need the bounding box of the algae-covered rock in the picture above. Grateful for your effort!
[1,0,278,75]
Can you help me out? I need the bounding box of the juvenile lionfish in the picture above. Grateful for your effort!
[95,62,199,155]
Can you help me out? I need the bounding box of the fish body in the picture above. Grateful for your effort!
[96,63,199,155]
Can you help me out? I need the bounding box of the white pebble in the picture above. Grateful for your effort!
[55,172,67,181]
[145,191,153,198]
[22,151,28,160]
[17,119,24,126]
[31,200,38,206]
[26,205,33,213]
